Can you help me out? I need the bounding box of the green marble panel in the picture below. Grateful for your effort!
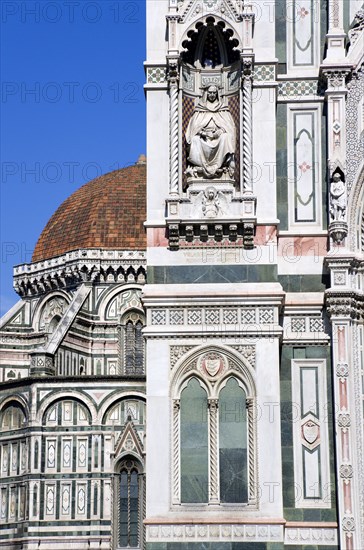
[148,265,278,285]
[180,378,208,503]
[219,378,247,503]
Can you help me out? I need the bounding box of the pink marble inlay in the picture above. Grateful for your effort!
[344,480,352,514]
[278,236,328,257]
[340,379,348,410]
[297,7,309,18]
[299,161,311,172]
[255,225,277,246]
[338,326,346,362]
[147,227,169,247]
[342,430,350,462]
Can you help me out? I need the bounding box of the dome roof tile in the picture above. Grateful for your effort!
[32,163,146,262]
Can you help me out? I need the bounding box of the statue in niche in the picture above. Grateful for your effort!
[192,186,229,218]
[329,172,346,221]
[185,85,236,179]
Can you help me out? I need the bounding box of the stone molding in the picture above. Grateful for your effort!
[146,522,283,542]
[13,249,146,297]
[149,305,278,336]
[325,255,364,318]
[143,285,284,337]
[277,80,324,99]
[284,526,338,545]
[283,312,328,344]
[145,521,337,544]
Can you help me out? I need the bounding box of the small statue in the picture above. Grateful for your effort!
[192,186,229,218]
[185,85,236,179]
[329,172,346,221]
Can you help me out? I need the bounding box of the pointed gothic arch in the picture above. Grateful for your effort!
[113,455,145,550]
[32,290,71,332]
[170,344,257,507]
[347,160,364,252]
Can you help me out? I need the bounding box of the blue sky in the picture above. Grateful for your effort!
[0,0,146,315]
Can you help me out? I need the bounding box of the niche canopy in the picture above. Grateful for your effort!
[181,17,240,69]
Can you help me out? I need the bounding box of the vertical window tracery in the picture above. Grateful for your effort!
[117,459,144,549]
[121,312,145,376]
[175,363,254,507]
[219,378,247,503]
[180,378,208,503]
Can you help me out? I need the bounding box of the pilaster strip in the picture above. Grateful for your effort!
[208,398,219,503]
[168,62,179,195]
[242,60,253,194]
[172,399,180,504]
[247,397,256,504]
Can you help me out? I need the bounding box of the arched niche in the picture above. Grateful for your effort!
[33,291,70,332]
[180,16,241,69]
[347,161,364,253]
[179,17,242,191]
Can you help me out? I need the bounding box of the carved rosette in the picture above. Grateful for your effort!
[336,362,349,379]
[339,464,353,480]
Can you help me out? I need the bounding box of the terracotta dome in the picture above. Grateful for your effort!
[32,160,146,262]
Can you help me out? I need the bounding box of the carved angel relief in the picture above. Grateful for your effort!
[192,186,229,218]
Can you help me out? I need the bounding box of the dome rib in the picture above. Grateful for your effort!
[32,164,146,263]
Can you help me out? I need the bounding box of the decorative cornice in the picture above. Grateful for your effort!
[321,66,353,91]
[13,249,146,297]
[325,290,364,320]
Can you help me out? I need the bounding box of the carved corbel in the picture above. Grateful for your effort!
[168,224,180,250]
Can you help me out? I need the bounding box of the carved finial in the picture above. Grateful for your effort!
[136,154,146,165]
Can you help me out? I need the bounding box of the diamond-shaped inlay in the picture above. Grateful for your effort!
[241,309,256,324]
[170,310,184,325]
[147,66,167,84]
[309,317,324,332]
[223,309,238,324]
[291,317,306,332]
[333,120,341,133]
[259,308,274,324]
[151,310,166,325]
[205,309,220,325]
[187,309,202,325]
